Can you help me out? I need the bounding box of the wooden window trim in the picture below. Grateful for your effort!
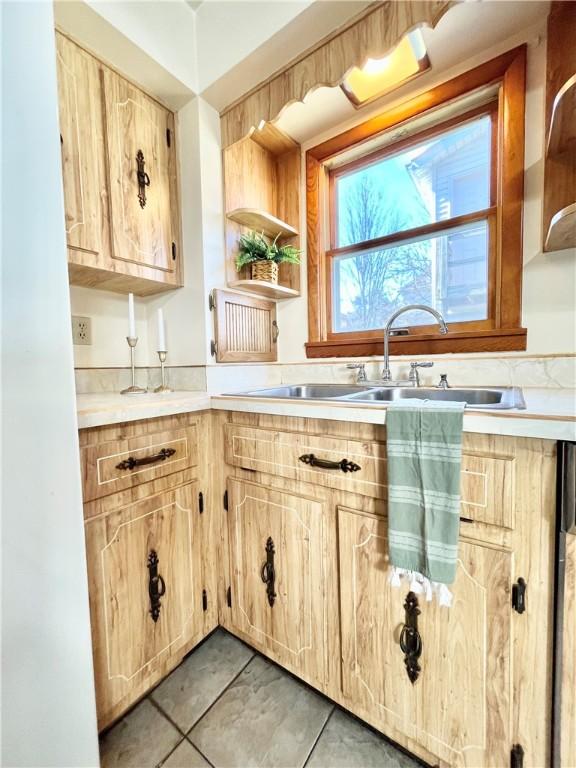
[306,46,527,359]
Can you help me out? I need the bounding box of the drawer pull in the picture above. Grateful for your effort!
[299,453,361,473]
[399,591,422,684]
[116,447,176,471]
[147,549,166,623]
[260,536,276,607]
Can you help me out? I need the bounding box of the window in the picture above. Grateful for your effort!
[306,47,527,358]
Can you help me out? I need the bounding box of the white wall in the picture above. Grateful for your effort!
[1,3,100,766]
[87,0,198,91]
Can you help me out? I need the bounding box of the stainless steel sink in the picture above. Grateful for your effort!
[232,384,370,399]
[225,384,526,410]
[344,387,525,409]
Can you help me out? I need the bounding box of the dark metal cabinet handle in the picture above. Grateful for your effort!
[116,447,176,471]
[299,453,361,473]
[147,550,166,622]
[136,149,151,208]
[260,537,276,607]
[399,591,422,683]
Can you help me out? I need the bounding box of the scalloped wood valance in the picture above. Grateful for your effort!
[220,0,455,148]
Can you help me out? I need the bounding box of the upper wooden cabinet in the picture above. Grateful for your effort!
[543,2,576,253]
[56,31,183,295]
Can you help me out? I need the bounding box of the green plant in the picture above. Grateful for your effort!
[235,230,301,271]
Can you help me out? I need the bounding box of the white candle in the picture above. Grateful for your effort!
[157,308,166,351]
[128,293,136,339]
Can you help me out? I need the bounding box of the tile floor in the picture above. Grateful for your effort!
[99,629,423,768]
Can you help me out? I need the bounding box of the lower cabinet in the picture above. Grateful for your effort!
[338,507,512,768]
[84,482,205,729]
[226,478,328,688]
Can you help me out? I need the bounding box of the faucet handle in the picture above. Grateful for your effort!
[346,363,367,382]
[410,361,434,369]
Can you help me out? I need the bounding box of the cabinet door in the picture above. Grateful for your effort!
[227,478,327,686]
[56,32,107,260]
[339,507,512,767]
[338,508,418,743]
[85,483,203,728]
[102,67,179,279]
[415,540,512,767]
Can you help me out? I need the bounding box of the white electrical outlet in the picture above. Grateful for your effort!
[72,315,92,345]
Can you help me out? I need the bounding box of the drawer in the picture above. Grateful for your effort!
[81,423,199,502]
[225,424,388,498]
[224,424,515,529]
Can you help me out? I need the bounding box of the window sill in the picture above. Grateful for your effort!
[305,328,527,358]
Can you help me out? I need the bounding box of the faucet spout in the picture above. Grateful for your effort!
[382,304,448,382]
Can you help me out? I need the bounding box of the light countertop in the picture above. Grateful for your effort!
[76,391,211,429]
[76,387,576,440]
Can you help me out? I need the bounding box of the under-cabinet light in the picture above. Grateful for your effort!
[340,30,430,108]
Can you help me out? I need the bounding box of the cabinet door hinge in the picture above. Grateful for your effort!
[171,241,177,261]
[226,586,232,607]
[510,744,524,768]
[512,578,526,614]
[202,589,208,611]
[166,128,171,147]
[223,489,228,510]
[208,291,215,311]
[210,340,218,357]
[198,491,204,514]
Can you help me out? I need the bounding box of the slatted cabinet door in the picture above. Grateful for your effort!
[226,478,327,687]
[102,67,180,283]
[85,482,203,729]
[56,32,108,261]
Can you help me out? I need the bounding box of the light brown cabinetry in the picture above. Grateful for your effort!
[80,413,216,730]
[226,478,328,688]
[219,413,557,768]
[56,31,182,295]
[339,507,512,768]
[84,482,203,728]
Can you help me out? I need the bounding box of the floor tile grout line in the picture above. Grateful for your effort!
[155,734,187,768]
[183,735,217,768]
[186,651,257,738]
[301,704,335,768]
[148,693,188,739]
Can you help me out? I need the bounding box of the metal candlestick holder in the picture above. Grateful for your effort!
[154,351,172,393]
[121,336,147,395]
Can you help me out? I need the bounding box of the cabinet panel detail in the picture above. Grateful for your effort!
[225,425,515,527]
[85,483,202,727]
[338,506,512,767]
[102,68,176,273]
[81,424,198,502]
[227,478,327,685]
[56,32,106,258]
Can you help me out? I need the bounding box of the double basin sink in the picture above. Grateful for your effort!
[229,384,526,410]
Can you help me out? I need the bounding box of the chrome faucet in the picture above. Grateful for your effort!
[382,304,448,383]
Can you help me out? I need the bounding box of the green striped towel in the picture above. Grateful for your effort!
[386,399,465,607]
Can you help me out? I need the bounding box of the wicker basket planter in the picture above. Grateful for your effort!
[251,260,278,284]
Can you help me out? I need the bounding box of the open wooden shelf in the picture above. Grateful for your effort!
[227,208,299,240]
[547,74,576,156]
[544,202,576,252]
[229,279,300,300]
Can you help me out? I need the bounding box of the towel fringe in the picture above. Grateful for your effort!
[388,566,453,608]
